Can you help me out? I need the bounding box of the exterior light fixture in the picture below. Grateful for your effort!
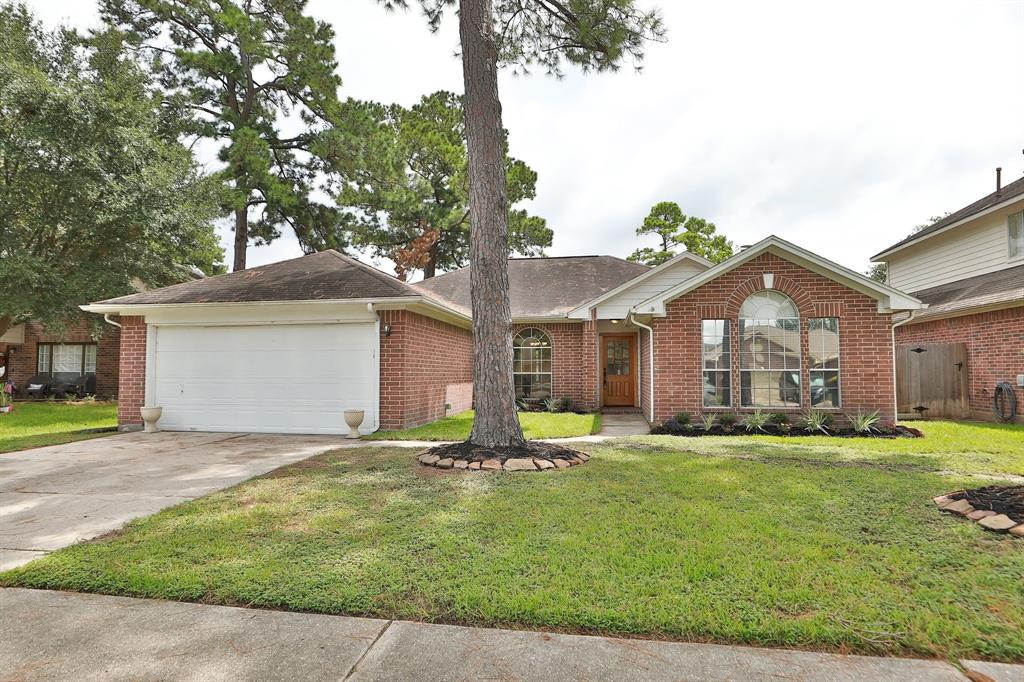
[382,323,392,337]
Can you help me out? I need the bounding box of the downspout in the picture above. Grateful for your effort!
[629,312,655,423]
[103,314,121,329]
[367,303,381,433]
[890,310,918,423]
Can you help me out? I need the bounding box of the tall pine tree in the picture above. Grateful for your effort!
[101,0,345,271]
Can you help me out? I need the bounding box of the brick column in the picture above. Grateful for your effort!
[582,316,599,411]
[117,316,146,429]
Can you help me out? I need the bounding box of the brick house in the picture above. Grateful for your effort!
[0,317,121,398]
[85,237,922,434]
[871,172,1024,423]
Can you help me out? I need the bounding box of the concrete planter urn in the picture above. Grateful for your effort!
[140,406,163,433]
[344,409,365,439]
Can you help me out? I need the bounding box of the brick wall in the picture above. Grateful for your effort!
[894,306,1024,422]
[650,252,896,423]
[116,316,147,428]
[379,310,474,429]
[512,322,598,411]
[2,316,120,397]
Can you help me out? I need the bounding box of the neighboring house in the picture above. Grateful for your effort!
[871,173,1024,423]
[85,236,922,434]
[0,317,121,398]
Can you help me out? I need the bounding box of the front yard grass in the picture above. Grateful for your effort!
[366,409,602,441]
[0,401,118,454]
[4,423,1022,662]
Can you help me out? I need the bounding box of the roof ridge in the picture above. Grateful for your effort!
[326,250,419,295]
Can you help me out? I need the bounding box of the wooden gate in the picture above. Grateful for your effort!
[895,343,969,419]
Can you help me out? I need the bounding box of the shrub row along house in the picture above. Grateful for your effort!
[83,236,923,434]
[872,171,1024,423]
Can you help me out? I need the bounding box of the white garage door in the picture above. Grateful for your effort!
[150,323,377,434]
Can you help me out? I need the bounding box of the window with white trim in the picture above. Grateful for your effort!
[702,319,731,406]
[37,343,97,381]
[739,290,801,407]
[1009,210,1024,260]
[513,328,552,402]
[809,318,840,407]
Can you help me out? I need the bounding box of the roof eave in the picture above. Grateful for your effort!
[871,192,1024,261]
[566,251,711,318]
[633,235,924,316]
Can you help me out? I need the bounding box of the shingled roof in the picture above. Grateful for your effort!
[94,250,420,305]
[908,264,1024,321]
[873,175,1024,259]
[413,256,651,318]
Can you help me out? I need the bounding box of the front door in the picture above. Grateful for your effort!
[602,335,636,407]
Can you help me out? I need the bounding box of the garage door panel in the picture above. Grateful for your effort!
[152,324,377,434]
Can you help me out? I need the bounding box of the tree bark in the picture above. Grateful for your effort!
[233,206,248,271]
[460,0,525,447]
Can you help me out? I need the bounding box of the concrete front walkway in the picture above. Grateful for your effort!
[598,412,651,437]
[4,588,1018,682]
[0,432,348,570]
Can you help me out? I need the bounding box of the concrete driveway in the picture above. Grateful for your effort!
[0,432,349,570]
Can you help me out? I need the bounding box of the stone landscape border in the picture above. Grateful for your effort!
[933,493,1024,537]
[417,451,590,471]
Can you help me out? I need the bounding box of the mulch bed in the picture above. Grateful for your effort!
[650,424,922,439]
[935,485,1024,537]
[417,440,590,472]
[949,486,1024,520]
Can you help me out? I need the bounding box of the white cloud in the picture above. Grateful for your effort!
[24,0,1024,274]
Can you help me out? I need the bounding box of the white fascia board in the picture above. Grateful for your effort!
[633,235,925,316]
[871,193,1024,261]
[566,251,713,319]
[512,315,578,324]
[80,296,472,327]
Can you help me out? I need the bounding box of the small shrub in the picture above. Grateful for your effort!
[848,410,881,434]
[802,409,834,434]
[718,413,739,430]
[542,397,571,413]
[673,411,691,426]
[768,412,791,425]
[744,409,769,433]
[700,413,716,431]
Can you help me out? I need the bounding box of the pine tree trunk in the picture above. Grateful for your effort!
[233,206,248,271]
[460,0,525,448]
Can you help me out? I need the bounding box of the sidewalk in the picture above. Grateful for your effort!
[3,588,1020,681]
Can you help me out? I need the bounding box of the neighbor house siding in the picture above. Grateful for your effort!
[886,200,1024,293]
[378,310,473,429]
[3,317,120,398]
[894,306,1024,422]
[117,316,146,428]
[595,259,707,319]
[650,253,896,423]
[512,321,598,411]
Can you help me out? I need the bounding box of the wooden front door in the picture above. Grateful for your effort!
[895,342,969,419]
[602,335,636,407]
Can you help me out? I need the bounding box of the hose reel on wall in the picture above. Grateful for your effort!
[992,382,1018,423]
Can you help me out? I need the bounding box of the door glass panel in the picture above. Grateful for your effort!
[606,340,631,376]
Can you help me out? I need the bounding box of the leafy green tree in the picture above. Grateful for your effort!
[329,91,551,279]
[385,0,664,448]
[865,262,888,283]
[100,0,345,271]
[628,201,733,266]
[0,2,223,338]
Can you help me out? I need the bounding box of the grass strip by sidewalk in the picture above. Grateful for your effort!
[0,401,118,454]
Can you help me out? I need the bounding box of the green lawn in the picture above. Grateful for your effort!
[0,401,118,453]
[4,422,1022,661]
[366,409,602,440]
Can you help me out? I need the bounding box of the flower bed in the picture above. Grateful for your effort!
[650,410,922,439]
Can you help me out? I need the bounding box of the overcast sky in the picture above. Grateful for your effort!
[26,0,1024,277]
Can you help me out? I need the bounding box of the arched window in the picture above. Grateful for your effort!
[513,328,552,403]
[739,290,801,407]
